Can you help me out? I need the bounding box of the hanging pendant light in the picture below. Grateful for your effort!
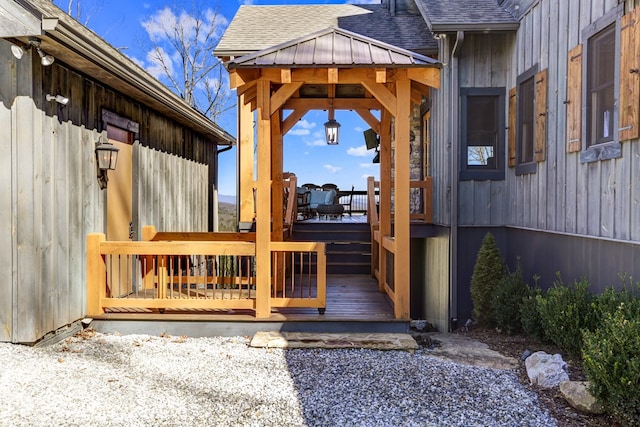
[324,107,340,145]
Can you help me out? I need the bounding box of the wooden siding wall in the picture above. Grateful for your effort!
[1,41,212,343]
[457,34,514,226]
[508,0,640,243]
[137,146,208,233]
[430,37,451,226]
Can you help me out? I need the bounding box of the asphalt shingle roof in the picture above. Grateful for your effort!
[415,0,518,32]
[215,4,437,58]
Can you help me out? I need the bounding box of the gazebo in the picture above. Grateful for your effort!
[219,26,441,319]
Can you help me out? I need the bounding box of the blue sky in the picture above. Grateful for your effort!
[52,0,381,196]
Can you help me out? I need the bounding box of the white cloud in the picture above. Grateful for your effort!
[347,0,381,4]
[142,7,228,44]
[240,0,256,4]
[289,119,317,136]
[354,126,364,132]
[347,144,372,157]
[324,164,342,173]
[306,138,326,146]
[359,163,374,168]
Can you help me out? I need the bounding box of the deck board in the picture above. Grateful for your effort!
[97,274,396,322]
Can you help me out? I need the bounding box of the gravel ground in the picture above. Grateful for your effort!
[0,330,557,427]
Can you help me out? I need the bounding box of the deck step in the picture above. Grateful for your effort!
[293,221,372,275]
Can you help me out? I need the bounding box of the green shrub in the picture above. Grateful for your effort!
[492,262,529,334]
[520,281,546,341]
[582,297,640,427]
[537,276,597,358]
[470,232,505,326]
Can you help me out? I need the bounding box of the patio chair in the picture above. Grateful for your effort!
[338,185,354,216]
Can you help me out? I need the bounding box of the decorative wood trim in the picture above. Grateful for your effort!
[282,107,310,134]
[102,109,139,136]
[282,98,382,111]
[328,68,339,84]
[375,68,387,83]
[619,7,640,141]
[354,109,381,134]
[508,87,517,167]
[534,68,548,162]
[270,82,303,116]
[566,44,583,152]
[362,81,397,116]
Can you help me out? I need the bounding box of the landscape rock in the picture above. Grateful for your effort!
[560,381,605,414]
[525,351,569,388]
[521,349,532,361]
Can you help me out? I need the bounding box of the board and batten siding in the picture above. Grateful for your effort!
[456,33,514,226]
[1,41,213,343]
[507,0,640,243]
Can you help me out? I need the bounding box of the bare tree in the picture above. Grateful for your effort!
[141,3,234,123]
[62,0,100,26]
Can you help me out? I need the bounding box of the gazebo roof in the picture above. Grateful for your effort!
[226,27,440,70]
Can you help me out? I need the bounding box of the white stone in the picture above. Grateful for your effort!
[525,351,569,388]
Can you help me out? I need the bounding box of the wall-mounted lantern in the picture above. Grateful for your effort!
[95,140,119,189]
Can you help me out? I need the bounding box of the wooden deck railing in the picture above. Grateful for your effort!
[86,226,326,316]
[366,176,433,312]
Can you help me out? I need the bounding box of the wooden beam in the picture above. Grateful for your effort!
[410,88,423,105]
[411,80,431,97]
[239,92,255,223]
[259,68,379,84]
[361,81,397,116]
[281,68,291,84]
[271,109,284,240]
[355,109,381,134]
[328,68,339,84]
[282,107,310,134]
[237,80,257,97]
[255,80,272,318]
[229,69,260,88]
[270,82,304,116]
[393,78,411,319]
[282,98,382,111]
[407,68,440,89]
[378,109,392,294]
[375,68,387,83]
[240,84,256,106]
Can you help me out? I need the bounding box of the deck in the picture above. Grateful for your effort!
[89,274,409,337]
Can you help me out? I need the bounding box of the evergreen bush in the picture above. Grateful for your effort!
[520,286,545,341]
[470,232,505,326]
[582,296,640,427]
[536,276,597,358]
[492,262,529,334]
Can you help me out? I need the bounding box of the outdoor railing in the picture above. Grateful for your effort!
[86,226,326,315]
[366,176,433,312]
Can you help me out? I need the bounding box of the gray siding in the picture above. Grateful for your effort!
[457,33,514,226]
[1,40,212,343]
[508,0,639,242]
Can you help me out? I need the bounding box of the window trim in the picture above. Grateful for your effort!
[459,87,506,181]
[515,65,539,176]
[579,4,623,163]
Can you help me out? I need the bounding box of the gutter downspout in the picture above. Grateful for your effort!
[449,30,464,331]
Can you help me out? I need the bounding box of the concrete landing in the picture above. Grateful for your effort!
[424,332,518,370]
[250,331,418,351]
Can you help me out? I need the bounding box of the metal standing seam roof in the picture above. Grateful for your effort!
[226,27,440,70]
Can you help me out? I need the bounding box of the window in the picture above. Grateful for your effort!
[587,25,615,147]
[460,88,505,181]
[574,5,623,162]
[515,66,539,175]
